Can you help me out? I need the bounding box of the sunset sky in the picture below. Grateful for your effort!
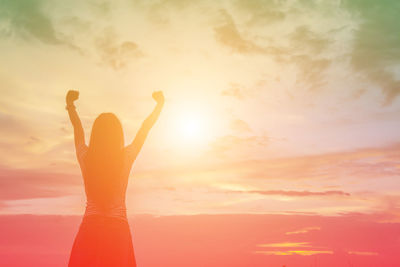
[1,0,400,266]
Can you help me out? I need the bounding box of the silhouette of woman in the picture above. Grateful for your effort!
[66,90,164,267]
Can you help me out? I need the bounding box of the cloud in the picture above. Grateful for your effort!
[344,0,400,104]
[258,242,312,248]
[214,8,333,91]
[254,241,334,256]
[214,9,268,54]
[0,165,80,202]
[95,28,143,69]
[229,119,252,134]
[290,25,330,54]
[133,143,400,193]
[289,55,330,91]
[254,249,333,256]
[285,226,321,235]
[0,0,61,44]
[231,190,351,197]
[264,26,331,91]
[0,1,142,69]
[221,83,246,99]
[287,26,332,90]
[221,80,268,100]
[233,0,285,26]
[224,143,400,182]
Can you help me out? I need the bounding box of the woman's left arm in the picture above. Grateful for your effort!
[66,90,86,149]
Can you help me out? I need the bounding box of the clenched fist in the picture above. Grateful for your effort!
[66,90,79,105]
[152,91,164,105]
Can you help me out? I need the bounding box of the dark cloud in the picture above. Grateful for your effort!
[0,0,60,44]
[343,0,400,104]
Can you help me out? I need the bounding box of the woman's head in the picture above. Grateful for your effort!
[89,113,124,154]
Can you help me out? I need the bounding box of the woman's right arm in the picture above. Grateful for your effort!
[126,91,164,161]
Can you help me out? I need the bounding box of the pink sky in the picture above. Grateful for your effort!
[1,214,399,267]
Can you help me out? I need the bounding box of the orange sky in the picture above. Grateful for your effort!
[1,0,400,220]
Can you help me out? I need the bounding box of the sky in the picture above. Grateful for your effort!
[1,0,400,266]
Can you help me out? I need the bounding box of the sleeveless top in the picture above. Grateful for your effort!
[76,143,137,221]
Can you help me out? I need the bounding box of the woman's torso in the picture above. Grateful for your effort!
[76,144,136,220]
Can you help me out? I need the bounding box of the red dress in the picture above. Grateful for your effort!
[68,144,137,267]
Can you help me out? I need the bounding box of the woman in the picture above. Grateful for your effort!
[66,90,164,267]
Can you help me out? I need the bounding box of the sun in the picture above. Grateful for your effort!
[182,119,201,138]
[179,113,204,141]
[167,97,219,149]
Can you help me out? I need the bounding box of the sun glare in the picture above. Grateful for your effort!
[167,96,220,150]
[179,113,204,141]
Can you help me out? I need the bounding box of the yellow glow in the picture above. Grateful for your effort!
[258,242,311,248]
[254,250,333,256]
[173,106,216,148]
[179,113,203,140]
[256,242,333,256]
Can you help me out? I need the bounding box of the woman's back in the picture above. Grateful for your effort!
[77,144,137,220]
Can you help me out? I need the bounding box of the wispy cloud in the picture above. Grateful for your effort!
[285,226,321,235]
[214,9,269,54]
[95,28,143,69]
[254,250,333,256]
[0,166,79,201]
[230,190,350,197]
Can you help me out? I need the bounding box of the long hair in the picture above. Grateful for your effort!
[84,113,125,205]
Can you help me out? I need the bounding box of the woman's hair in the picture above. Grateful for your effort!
[88,113,124,155]
[85,113,125,204]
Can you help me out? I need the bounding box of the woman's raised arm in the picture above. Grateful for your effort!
[126,91,164,160]
[66,90,86,149]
